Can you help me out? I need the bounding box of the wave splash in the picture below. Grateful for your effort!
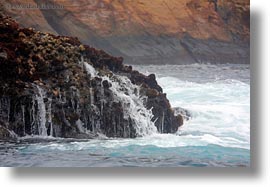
[157,77,250,150]
[84,62,157,137]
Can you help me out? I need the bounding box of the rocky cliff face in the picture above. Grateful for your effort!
[0,14,183,140]
[1,0,250,64]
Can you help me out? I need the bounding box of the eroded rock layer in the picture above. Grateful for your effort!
[1,0,250,64]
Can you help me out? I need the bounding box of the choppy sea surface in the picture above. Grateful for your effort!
[0,64,250,167]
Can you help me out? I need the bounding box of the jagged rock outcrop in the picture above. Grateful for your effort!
[1,0,249,64]
[0,15,183,140]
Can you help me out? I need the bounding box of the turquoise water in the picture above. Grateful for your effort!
[0,64,250,167]
[1,140,249,167]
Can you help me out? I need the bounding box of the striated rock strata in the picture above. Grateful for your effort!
[0,15,183,140]
[1,0,250,64]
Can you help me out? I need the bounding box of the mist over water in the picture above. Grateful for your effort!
[0,64,250,167]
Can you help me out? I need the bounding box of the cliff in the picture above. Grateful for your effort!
[0,14,183,140]
[1,0,250,64]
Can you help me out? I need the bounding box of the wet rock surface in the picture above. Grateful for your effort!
[0,14,183,140]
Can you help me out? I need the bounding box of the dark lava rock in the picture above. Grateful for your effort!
[173,107,192,121]
[0,121,17,141]
[0,14,184,140]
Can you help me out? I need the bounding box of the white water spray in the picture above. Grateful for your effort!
[35,85,48,136]
[83,62,157,136]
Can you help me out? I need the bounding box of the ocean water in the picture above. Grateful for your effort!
[0,64,250,167]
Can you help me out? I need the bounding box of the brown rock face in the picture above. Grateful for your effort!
[1,0,249,64]
[1,0,249,39]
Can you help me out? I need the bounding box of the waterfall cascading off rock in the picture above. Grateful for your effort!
[35,85,48,136]
[83,61,158,136]
[1,61,162,139]
[27,84,53,137]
